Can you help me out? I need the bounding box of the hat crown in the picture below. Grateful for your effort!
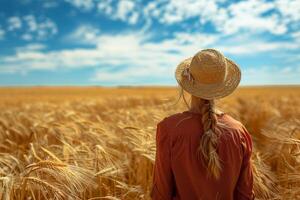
[190,49,227,84]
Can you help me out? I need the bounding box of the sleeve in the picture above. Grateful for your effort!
[234,126,255,200]
[150,121,175,200]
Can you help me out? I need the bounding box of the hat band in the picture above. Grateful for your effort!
[181,67,226,87]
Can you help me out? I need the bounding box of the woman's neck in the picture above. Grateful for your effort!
[189,95,224,115]
[189,96,204,113]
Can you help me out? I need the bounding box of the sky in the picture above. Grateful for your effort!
[0,0,299,86]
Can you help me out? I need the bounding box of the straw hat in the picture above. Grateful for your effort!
[175,48,241,100]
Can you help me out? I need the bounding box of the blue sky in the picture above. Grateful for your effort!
[0,0,299,86]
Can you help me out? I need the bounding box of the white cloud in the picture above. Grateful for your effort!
[242,65,300,85]
[24,15,38,32]
[292,31,300,38]
[16,43,46,52]
[217,40,299,55]
[97,0,113,15]
[64,0,299,36]
[145,0,289,35]
[221,0,287,35]
[43,1,59,8]
[3,15,58,41]
[97,0,139,25]
[128,12,139,25]
[0,31,192,76]
[20,15,58,40]
[116,0,135,19]
[143,0,223,25]
[0,28,5,40]
[37,18,58,38]
[67,25,100,44]
[92,65,171,84]
[65,0,94,11]
[291,31,300,44]
[21,33,33,41]
[65,0,140,25]
[1,27,299,85]
[275,0,300,23]
[7,16,22,31]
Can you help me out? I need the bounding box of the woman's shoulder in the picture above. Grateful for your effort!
[220,114,253,146]
[158,112,186,124]
[157,111,193,129]
[221,114,244,127]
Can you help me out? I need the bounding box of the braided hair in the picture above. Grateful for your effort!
[198,99,222,179]
[175,87,223,179]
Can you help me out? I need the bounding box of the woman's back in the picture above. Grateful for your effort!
[151,49,254,200]
[151,111,254,200]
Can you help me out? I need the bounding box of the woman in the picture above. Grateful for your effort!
[151,49,254,200]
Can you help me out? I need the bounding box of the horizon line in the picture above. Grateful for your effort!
[0,84,299,88]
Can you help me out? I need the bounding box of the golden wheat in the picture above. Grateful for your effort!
[0,86,299,199]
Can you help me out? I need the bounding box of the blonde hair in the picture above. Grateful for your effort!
[175,86,223,179]
[198,98,222,179]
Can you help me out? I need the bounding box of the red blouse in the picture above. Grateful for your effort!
[151,111,254,200]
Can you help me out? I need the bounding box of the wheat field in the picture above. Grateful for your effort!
[0,86,299,200]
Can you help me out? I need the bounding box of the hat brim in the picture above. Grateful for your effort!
[175,57,241,100]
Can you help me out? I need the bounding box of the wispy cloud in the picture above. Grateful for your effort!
[275,0,300,24]
[65,0,94,11]
[63,0,300,36]
[43,1,59,8]
[0,0,299,85]
[4,15,58,41]
[7,16,22,31]
[0,27,5,40]
[1,26,299,85]
[96,0,139,25]
[15,43,46,52]
[67,24,100,44]
[243,65,300,85]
